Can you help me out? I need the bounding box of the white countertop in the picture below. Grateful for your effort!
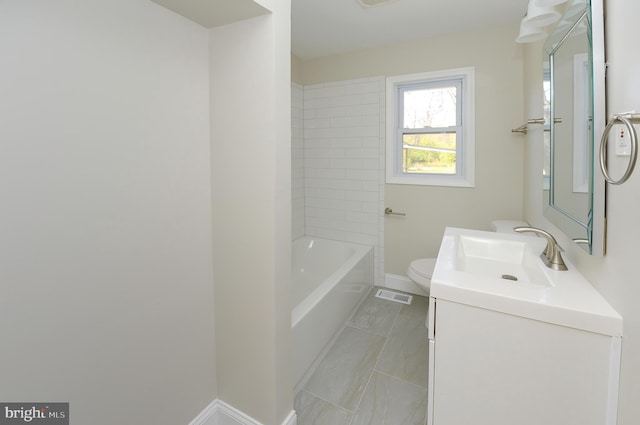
[431,227,622,337]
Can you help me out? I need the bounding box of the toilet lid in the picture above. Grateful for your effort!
[409,258,437,279]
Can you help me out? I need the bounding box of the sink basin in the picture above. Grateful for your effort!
[454,231,552,286]
[431,227,622,337]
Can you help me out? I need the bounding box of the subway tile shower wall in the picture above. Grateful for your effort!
[302,77,385,285]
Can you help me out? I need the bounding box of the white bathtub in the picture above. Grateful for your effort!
[291,236,373,386]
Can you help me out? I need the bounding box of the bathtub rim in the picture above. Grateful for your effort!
[291,236,373,328]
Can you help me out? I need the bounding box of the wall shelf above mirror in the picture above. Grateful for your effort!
[543,0,606,255]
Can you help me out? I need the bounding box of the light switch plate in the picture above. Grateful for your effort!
[615,124,631,156]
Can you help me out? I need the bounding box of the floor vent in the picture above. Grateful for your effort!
[375,289,413,305]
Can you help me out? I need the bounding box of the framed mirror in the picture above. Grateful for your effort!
[543,0,606,255]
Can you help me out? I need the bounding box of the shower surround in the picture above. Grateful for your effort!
[292,77,385,285]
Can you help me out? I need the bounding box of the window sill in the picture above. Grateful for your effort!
[386,174,475,188]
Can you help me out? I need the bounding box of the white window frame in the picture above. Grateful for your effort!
[386,67,475,187]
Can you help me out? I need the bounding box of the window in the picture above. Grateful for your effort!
[386,68,475,187]
[543,67,551,191]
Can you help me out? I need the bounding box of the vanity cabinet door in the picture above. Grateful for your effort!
[429,299,617,425]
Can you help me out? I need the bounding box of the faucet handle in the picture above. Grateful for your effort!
[513,226,568,271]
[513,226,556,258]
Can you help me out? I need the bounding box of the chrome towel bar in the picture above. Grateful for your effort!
[384,208,406,216]
[511,118,545,134]
[511,118,563,134]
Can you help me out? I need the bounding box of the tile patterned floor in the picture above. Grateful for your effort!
[295,287,429,425]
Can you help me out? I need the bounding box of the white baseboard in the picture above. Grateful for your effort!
[281,411,297,425]
[188,400,218,425]
[189,399,296,425]
[384,273,428,297]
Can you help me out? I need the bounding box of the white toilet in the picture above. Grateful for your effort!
[406,220,529,294]
[407,257,437,294]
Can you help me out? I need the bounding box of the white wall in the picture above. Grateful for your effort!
[522,1,640,423]
[210,1,293,423]
[292,83,305,239]
[298,25,525,276]
[0,1,216,424]
[291,55,304,85]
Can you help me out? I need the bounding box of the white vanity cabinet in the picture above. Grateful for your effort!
[427,227,624,425]
[426,297,622,425]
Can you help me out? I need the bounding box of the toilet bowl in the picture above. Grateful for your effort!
[407,258,436,294]
[406,220,529,294]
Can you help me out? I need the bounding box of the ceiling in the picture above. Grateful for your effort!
[150,0,269,28]
[292,0,530,60]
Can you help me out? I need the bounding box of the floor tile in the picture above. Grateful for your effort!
[295,289,430,425]
[399,293,429,323]
[348,289,403,336]
[350,371,428,425]
[375,297,429,387]
[294,390,352,425]
[303,325,386,411]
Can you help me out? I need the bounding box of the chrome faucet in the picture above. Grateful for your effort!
[513,227,568,271]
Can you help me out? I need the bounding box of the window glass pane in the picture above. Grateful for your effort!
[403,86,457,129]
[543,130,551,179]
[543,79,551,126]
[543,75,551,183]
[402,133,456,174]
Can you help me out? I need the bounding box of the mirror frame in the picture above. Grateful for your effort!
[543,0,606,255]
